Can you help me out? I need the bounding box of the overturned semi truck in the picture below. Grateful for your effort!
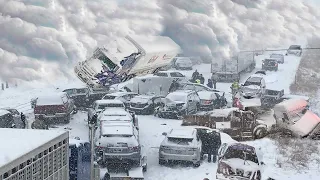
[74,35,182,88]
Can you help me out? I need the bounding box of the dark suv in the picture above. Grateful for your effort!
[286,45,302,56]
[262,59,278,71]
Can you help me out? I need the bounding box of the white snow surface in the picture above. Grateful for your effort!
[1,52,320,179]
[36,93,65,105]
[0,109,10,116]
[0,128,66,167]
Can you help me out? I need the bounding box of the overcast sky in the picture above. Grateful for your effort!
[0,0,320,83]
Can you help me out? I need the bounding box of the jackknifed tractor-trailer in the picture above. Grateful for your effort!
[75,35,182,88]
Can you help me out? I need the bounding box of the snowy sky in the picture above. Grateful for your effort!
[0,0,320,83]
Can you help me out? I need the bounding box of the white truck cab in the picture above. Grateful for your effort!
[75,35,181,88]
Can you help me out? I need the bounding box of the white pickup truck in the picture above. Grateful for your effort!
[75,35,181,88]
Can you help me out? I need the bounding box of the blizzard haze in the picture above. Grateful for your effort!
[0,0,320,83]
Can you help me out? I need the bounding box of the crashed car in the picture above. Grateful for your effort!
[197,91,227,111]
[129,94,164,115]
[240,75,266,99]
[260,89,284,108]
[286,45,302,56]
[216,143,264,180]
[62,87,89,107]
[155,90,200,118]
[87,99,125,122]
[102,92,138,108]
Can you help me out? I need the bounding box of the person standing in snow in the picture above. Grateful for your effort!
[21,112,26,129]
[200,130,221,163]
[192,70,199,82]
[207,79,213,88]
[211,72,218,89]
[199,74,205,84]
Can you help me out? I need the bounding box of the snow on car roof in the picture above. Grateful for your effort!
[36,92,67,105]
[0,109,10,116]
[247,75,263,81]
[69,138,88,147]
[197,91,215,100]
[101,108,128,116]
[101,123,133,136]
[168,128,195,139]
[209,108,238,117]
[130,95,154,103]
[275,98,308,112]
[0,129,67,167]
[107,91,136,97]
[95,99,124,105]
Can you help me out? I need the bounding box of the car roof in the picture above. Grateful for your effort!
[168,128,196,139]
[248,74,263,79]
[95,99,124,104]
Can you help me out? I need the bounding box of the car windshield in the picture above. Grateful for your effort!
[167,137,193,145]
[224,146,259,164]
[103,95,117,100]
[166,94,187,102]
[265,90,279,95]
[270,54,282,58]
[289,45,301,50]
[244,77,261,86]
[98,104,124,109]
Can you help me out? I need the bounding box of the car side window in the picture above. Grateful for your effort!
[155,72,168,77]
[76,88,87,94]
[170,72,185,77]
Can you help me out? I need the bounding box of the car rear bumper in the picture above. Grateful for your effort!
[35,113,68,119]
[159,151,200,163]
[200,104,214,111]
[100,151,141,162]
[262,66,277,70]
[216,173,250,180]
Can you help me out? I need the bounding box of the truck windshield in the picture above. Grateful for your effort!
[98,54,119,72]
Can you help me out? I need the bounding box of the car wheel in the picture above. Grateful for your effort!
[193,162,200,167]
[254,127,267,139]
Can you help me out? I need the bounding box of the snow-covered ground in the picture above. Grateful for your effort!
[0,52,319,179]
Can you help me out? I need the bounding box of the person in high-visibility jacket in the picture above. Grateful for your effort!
[195,79,201,84]
[230,81,240,96]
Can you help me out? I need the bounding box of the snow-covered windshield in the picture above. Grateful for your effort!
[244,77,261,86]
[166,93,187,102]
[224,146,259,164]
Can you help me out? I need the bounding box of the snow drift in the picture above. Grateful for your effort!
[0,0,320,83]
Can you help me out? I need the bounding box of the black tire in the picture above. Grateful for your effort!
[142,165,147,172]
[193,162,200,167]
[256,171,261,180]
[159,159,166,165]
[254,127,267,139]
[64,114,71,124]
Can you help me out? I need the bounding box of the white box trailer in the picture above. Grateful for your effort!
[211,52,255,82]
[0,129,69,180]
[75,35,181,88]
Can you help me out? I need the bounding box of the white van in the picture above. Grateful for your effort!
[273,98,320,137]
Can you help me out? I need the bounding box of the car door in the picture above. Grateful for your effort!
[218,143,228,160]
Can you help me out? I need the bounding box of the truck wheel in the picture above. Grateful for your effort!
[159,159,166,165]
[254,127,267,139]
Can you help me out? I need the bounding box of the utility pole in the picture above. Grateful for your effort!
[89,114,98,180]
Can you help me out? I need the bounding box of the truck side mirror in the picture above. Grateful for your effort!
[162,132,167,136]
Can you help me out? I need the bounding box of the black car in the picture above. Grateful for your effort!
[260,89,284,108]
[63,88,89,108]
[262,59,278,71]
[129,94,164,115]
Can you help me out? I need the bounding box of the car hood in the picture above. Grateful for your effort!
[221,158,260,173]
[242,85,260,93]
